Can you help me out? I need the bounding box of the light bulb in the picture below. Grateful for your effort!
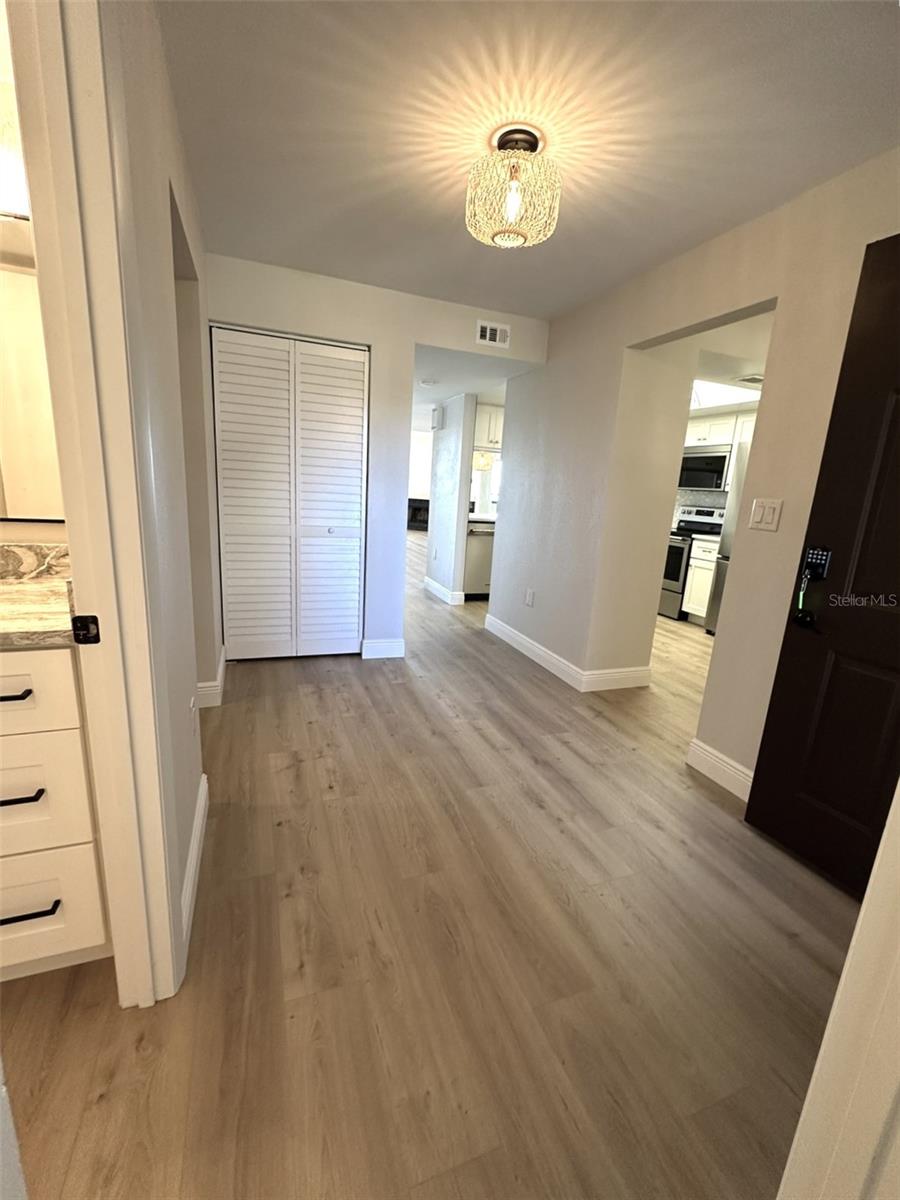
[504,178,522,224]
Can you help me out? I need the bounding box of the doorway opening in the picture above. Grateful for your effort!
[169,189,207,698]
[647,309,775,716]
[405,344,533,642]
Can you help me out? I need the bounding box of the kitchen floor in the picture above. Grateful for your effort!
[0,532,857,1199]
[653,609,716,691]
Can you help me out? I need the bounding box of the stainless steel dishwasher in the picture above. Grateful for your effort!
[464,522,494,597]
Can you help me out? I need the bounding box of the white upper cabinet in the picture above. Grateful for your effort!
[474,404,504,450]
[684,414,737,447]
[734,412,757,444]
[724,412,757,489]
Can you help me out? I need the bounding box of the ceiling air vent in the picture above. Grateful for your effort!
[735,373,764,386]
[476,320,511,349]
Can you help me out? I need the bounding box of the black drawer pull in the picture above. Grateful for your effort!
[0,688,33,703]
[0,898,62,927]
[0,787,45,809]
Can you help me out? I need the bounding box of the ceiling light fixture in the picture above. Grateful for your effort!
[466,126,561,250]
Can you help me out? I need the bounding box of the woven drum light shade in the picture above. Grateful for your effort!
[465,145,561,249]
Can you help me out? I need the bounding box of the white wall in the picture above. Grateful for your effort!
[97,0,215,992]
[426,394,475,599]
[0,267,64,518]
[206,254,548,647]
[408,429,433,500]
[493,148,899,776]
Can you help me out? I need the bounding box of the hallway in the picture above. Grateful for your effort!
[1,535,858,1199]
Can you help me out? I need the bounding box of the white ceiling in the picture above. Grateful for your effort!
[158,1,899,320]
[693,310,774,386]
[411,345,532,430]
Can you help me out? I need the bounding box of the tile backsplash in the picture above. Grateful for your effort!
[672,488,728,526]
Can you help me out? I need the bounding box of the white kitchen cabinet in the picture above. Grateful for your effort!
[684,560,715,618]
[724,412,757,489]
[474,404,504,450]
[734,412,757,444]
[0,649,106,975]
[683,538,718,618]
[685,414,736,447]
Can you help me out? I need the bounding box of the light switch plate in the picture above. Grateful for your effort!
[749,498,783,532]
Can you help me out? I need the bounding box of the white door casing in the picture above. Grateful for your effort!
[7,0,156,1006]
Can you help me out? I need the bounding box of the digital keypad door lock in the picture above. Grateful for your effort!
[802,546,832,582]
[793,546,832,630]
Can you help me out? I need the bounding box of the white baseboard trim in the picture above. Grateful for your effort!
[580,665,652,691]
[424,576,465,605]
[484,615,651,693]
[362,638,406,659]
[181,773,209,941]
[687,738,754,801]
[196,645,226,708]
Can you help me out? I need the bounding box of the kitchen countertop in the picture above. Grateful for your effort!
[0,578,75,650]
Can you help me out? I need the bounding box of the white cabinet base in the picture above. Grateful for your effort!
[0,940,111,983]
[683,561,715,618]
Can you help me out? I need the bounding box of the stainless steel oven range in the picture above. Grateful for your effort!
[659,533,692,619]
[658,506,725,620]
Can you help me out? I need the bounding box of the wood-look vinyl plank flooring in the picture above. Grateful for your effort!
[1,530,859,1199]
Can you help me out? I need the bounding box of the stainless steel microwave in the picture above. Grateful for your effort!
[678,445,730,490]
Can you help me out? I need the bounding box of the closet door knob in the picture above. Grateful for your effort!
[328,526,335,534]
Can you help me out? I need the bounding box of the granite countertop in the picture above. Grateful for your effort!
[0,578,75,650]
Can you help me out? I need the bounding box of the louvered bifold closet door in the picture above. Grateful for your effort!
[213,328,296,659]
[296,343,367,655]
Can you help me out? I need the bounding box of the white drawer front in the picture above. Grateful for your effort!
[0,843,105,968]
[690,541,719,564]
[0,649,79,736]
[0,730,92,857]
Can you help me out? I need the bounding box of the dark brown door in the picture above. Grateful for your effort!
[746,233,900,896]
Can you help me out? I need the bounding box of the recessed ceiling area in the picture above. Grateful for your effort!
[411,345,534,431]
[693,310,774,388]
[157,1,900,319]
